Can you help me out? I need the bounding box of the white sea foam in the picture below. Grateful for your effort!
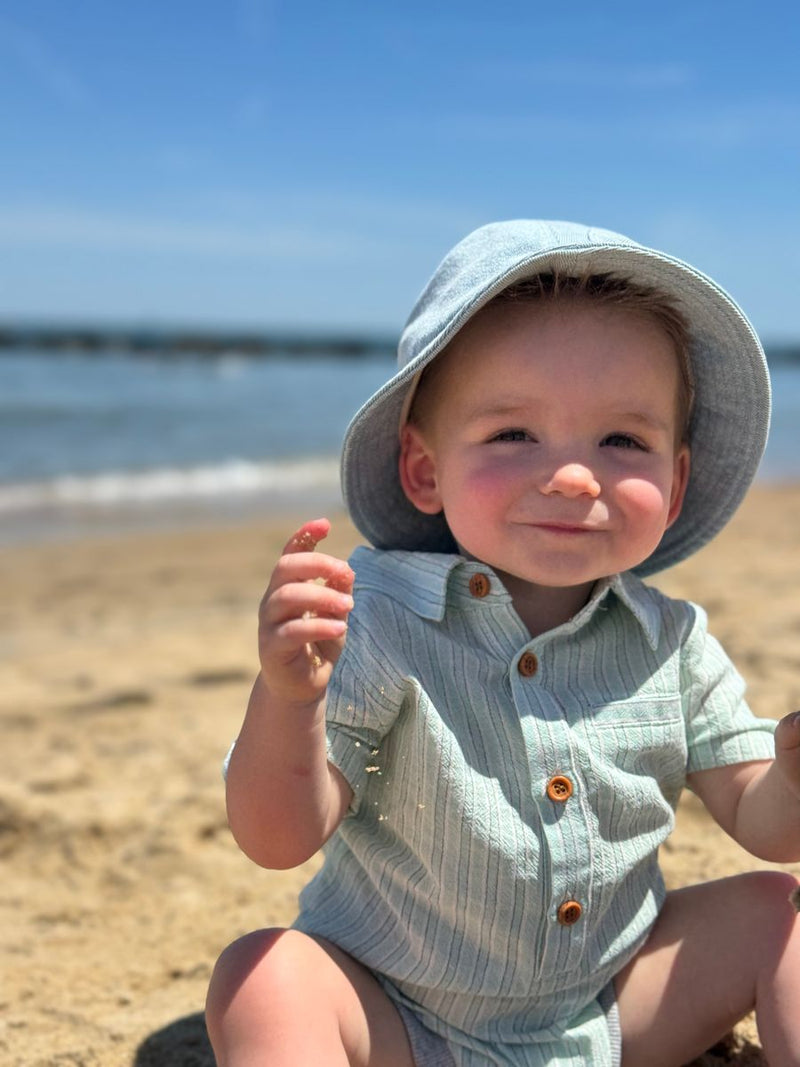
[0,457,340,512]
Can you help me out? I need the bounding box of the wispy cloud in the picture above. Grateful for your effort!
[0,203,383,261]
[0,17,89,107]
[425,99,800,151]
[655,101,800,149]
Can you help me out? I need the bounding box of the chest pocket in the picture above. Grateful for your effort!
[575,699,688,844]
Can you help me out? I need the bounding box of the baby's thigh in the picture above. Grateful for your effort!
[206,927,415,1067]
[613,871,799,1067]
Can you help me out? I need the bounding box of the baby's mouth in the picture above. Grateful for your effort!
[523,519,603,534]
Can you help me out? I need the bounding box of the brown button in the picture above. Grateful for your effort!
[557,900,583,926]
[518,651,538,677]
[468,573,491,598]
[546,775,574,803]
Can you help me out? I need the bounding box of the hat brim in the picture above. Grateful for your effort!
[341,221,770,577]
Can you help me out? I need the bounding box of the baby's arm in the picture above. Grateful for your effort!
[688,712,800,862]
[225,518,356,870]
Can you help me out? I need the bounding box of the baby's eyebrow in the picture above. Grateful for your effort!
[611,410,674,434]
[462,400,531,422]
[463,401,675,436]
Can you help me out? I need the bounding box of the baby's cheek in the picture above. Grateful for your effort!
[441,470,508,547]
[445,463,509,512]
[466,458,525,499]
[619,477,673,529]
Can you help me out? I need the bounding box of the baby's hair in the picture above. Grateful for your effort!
[409,271,695,443]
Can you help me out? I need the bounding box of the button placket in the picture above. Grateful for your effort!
[511,640,592,970]
[512,654,589,970]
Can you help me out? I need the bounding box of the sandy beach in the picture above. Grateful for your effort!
[2,485,800,1067]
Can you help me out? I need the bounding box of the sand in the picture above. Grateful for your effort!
[2,486,800,1066]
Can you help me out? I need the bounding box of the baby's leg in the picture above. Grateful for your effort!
[205,928,416,1067]
[614,871,800,1067]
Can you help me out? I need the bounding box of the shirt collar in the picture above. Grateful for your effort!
[350,545,468,622]
[566,572,663,651]
[350,547,663,649]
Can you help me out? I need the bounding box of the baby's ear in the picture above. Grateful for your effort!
[666,444,691,530]
[398,424,443,514]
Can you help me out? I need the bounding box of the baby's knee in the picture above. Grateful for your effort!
[740,869,799,906]
[206,927,297,1037]
[738,870,800,937]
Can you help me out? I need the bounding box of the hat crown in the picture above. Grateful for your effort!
[399,219,641,373]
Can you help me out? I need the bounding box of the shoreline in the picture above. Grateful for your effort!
[2,485,800,1065]
[0,483,346,549]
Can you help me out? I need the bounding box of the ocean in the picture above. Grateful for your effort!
[2,347,798,545]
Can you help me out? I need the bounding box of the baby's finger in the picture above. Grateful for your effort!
[281,518,331,556]
[263,615,347,683]
[325,565,355,596]
[315,633,349,666]
[267,555,355,603]
[262,579,354,628]
[272,614,348,651]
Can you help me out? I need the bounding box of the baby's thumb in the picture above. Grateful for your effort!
[774,711,800,753]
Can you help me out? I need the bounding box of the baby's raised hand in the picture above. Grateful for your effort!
[257,518,354,707]
[774,711,800,801]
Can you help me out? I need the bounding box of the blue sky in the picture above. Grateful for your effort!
[0,1,798,340]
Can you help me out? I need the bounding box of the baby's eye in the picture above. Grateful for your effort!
[490,428,532,443]
[601,433,646,450]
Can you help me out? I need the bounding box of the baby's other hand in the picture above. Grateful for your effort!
[774,711,800,800]
[257,518,355,707]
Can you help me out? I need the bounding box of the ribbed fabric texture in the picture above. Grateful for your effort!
[293,548,776,1066]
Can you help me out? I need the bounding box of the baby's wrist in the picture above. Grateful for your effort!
[257,672,327,721]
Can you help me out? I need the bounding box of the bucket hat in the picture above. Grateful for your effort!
[341,219,771,576]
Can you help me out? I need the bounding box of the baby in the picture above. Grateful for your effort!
[206,221,800,1066]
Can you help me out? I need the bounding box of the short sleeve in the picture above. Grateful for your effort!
[325,609,409,812]
[681,605,776,774]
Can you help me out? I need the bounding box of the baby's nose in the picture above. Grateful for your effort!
[543,463,601,498]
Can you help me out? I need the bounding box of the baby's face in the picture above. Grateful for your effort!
[400,299,690,595]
